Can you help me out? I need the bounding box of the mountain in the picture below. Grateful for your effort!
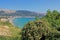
[0,9,45,17]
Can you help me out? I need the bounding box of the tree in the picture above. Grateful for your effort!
[46,9,52,18]
[22,10,60,40]
[35,16,40,21]
[22,19,60,40]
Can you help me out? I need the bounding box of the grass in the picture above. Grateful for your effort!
[0,21,21,40]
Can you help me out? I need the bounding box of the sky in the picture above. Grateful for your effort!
[0,0,60,13]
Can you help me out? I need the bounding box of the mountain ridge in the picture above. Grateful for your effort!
[0,9,45,17]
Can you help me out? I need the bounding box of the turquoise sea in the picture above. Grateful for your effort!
[13,18,35,28]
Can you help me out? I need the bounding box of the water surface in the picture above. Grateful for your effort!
[13,18,35,28]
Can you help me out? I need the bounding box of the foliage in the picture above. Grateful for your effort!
[0,21,21,40]
[22,10,60,40]
[0,21,13,27]
[35,16,40,21]
[0,36,21,40]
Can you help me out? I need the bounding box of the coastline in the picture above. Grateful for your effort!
[8,16,35,26]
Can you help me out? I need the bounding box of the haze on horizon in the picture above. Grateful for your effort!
[0,0,60,13]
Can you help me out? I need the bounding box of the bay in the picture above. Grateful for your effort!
[13,18,35,28]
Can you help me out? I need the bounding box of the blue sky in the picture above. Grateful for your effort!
[0,0,60,12]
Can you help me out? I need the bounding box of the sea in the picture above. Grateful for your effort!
[13,18,35,28]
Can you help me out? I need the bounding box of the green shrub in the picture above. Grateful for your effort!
[22,10,60,40]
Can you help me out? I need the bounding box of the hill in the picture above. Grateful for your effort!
[0,21,21,40]
[0,9,45,17]
[22,10,60,40]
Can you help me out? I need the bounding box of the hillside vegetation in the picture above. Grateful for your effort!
[22,10,60,40]
[0,10,60,40]
[0,21,21,40]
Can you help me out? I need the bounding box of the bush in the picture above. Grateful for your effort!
[22,10,60,40]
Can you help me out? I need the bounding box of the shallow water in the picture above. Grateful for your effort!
[13,18,35,28]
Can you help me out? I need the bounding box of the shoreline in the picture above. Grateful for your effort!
[8,16,35,26]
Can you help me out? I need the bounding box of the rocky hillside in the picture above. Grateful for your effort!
[0,9,45,17]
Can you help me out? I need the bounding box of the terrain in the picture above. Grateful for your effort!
[22,10,60,40]
[0,20,21,40]
[0,9,60,40]
[0,9,45,17]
